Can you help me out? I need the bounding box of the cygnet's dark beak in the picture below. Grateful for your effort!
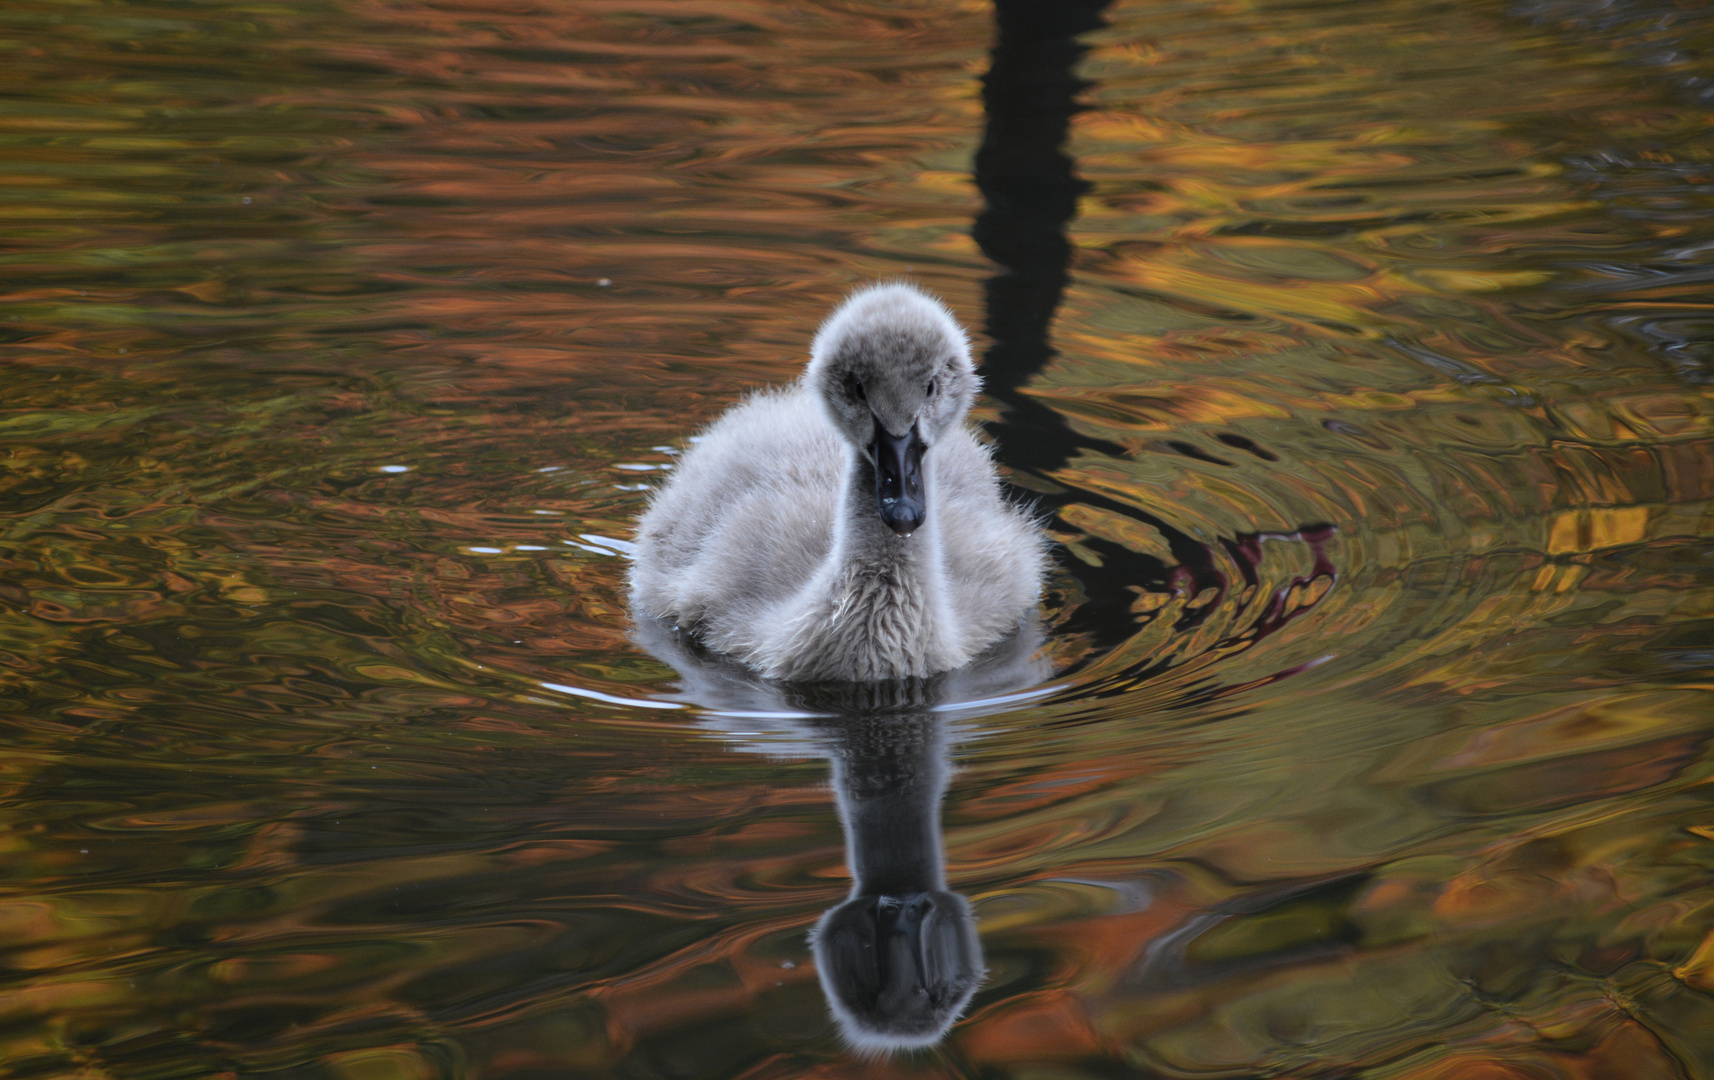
[871,421,926,536]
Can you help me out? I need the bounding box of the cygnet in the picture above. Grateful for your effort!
[629,283,1046,682]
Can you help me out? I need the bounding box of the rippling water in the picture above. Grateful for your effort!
[3,0,1713,1075]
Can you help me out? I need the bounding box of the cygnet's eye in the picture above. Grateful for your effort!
[846,374,866,403]
[926,379,936,397]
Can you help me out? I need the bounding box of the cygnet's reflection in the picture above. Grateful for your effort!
[632,617,1050,1052]
[813,710,980,1051]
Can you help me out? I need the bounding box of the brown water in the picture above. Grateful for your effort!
[3,0,1714,1075]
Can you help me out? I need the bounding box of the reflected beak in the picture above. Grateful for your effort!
[873,893,933,991]
[871,421,926,536]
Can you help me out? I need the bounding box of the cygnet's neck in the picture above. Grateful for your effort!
[814,444,957,679]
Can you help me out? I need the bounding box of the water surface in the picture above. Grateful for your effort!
[2,0,1713,1076]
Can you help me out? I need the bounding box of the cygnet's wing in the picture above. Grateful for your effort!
[929,428,1049,652]
[631,386,844,634]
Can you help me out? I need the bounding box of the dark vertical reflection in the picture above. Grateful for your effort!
[973,0,1114,463]
[972,0,1231,640]
[971,1,1337,656]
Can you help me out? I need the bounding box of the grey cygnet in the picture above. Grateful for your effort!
[630,282,1047,682]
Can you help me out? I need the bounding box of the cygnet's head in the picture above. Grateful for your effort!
[805,283,980,537]
[810,889,985,1054]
